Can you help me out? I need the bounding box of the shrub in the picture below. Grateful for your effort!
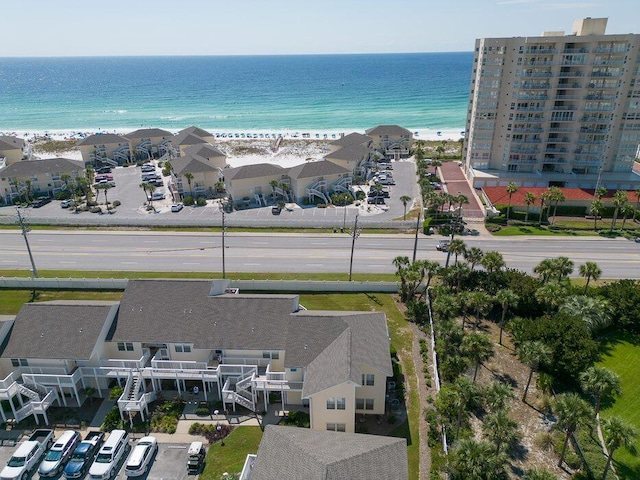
[101,406,123,431]
[196,197,207,206]
[55,190,72,200]
[280,410,310,428]
[189,422,234,443]
[112,200,121,207]
[183,196,195,206]
[90,207,102,214]
[109,386,124,400]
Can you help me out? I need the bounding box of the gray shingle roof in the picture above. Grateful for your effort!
[173,132,207,147]
[329,133,370,148]
[223,163,285,181]
[300,312,392,397]
[324,144,371,162]
[76,134,129,146]
[111,280,298,350]
[170,155,220,175]
[0,158,84,177]
[0,136,25,151]
[125,128,173,139]
[177,126,212,139]
[287,160,349,180]
[184,144,226,160]
[251,425,408,480]
[1,302,118,360]
[365,125,412,136]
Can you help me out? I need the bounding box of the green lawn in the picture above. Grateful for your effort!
[598,331,640,479]
[300,293,420,480]
[491,225,595,236]
[200,426,263,479]
[0,290,125,314]
[0,269,395,282]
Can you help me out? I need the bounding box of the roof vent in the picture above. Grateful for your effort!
[40,333,44,338]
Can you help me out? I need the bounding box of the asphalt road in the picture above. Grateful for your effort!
[1,230,639,279]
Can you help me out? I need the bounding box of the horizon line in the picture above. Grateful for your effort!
[0,51,474,60]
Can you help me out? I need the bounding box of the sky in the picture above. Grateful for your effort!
[1,0,638,57]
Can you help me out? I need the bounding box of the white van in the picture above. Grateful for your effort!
[150,190,165,201]
[39,430,81,477]
[124,436,157,477]
[89,430,129,480]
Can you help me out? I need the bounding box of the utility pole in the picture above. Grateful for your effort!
[348,214,360,281]
[342,205,347,231]
[412,208,421,263]
[221,209,226,279]
[16,207,38,278]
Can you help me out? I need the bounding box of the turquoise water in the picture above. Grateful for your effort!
[0,53,472,133]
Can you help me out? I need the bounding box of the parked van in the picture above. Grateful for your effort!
[39,430,81,477]
[89,430,129,480]
[124,436,157,477]
[186,441,206,474]
[150,190,165,201]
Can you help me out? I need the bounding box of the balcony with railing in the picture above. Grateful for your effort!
[547,136,571,143]
[545,147,568,154]
[542,157,567,164]
[556,82,582,89]
[514,105,546,112]
[555,93,580,100]
[509,146,539,155]
[548,126,574,133]
[512,126,543,134]
[517,82,551,90]
[517,93,549,101]
[563,47,589,54]
[517,71,553,78]
[510,137,542,144]
[577,138,607,145]
[523,47,557,55]
[594,45,629,54]
[585,93,617,101]
[101,350,150,375]
[558,71,584,78]
[584,104,616,112]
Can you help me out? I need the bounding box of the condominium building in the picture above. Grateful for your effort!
[464,17,640,189]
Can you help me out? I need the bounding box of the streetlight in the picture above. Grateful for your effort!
[412,208,421,263]
[16,207,38,278]
[348,214,361,281]
[221,208,226,279]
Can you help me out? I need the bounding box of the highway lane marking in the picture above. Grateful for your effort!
[252,242,269,245]
[59,261,78,264]
[243,263,261,266]
[121,262,138,265]
[143,241,159,243]
[0,261,18,264]
[306,264,324,267]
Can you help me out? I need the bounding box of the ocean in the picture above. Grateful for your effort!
[0,53,472,135]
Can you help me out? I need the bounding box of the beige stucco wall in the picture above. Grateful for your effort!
[77,142,130,164]
[324,157,358,173]
[225,174,285,201]
[168,344,210,362]
[355,366,388,415]
[289,173,348,200]
[1,148,24,166]
[308,382,356,433]
[102,341,143,360]
[174,170,221,197]
[0,167,84,202]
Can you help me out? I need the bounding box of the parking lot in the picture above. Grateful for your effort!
[0,159,420,228]
[0,439,192,480]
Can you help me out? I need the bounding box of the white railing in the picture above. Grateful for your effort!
[222,357,270,367]
[22,368,82,387]
[0,372,19,391]
[151,357,208,370]
[102,351,149,370]
[20,365,70,375]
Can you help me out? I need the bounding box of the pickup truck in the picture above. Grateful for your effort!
[0,429,54,480]
[63,431,105,479]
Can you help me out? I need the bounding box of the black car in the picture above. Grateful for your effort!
[367,197,386,205]
[96,167,112,174]
[368,190,390,198]
[271,205,282,215]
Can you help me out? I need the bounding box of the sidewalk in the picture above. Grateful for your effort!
[439,161,485,220]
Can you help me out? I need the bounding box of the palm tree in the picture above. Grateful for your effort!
[579,261,602,294]
[269,179,279,203]
[552,392,593,468]
[634,187,640,223]
[506,182,518,221]
[484,381,515,413]
[435,144,445,159]
[517,341,551,403]
[590,199,603,231]
[595,186,607,200]
[451,376,482,437]
[416,259,440,293]
[496,288,519,345]
[448,438,509,480]
[480,251,505,273]
[432,293,460,322]
[524,192,536,223]
[523,468,557,480]
[392,256,411,301]
[560,295,612,332]
[533,258,555,283]
[448,238,467,265]
[139,182,150,203]
[601,416,637,480]
[400,195,412,220]
[462,331,494,382]
[580,366,621,416]
[535,282,567,314]
[610,190,628,232]
[182,172,194,198]
[467,291,492,329]
[455,193,469,220]
[463,247,484,271]
[548,186,565,224]
[24,179,33,203]
[146,184,157,210]
[95,182,113,212]
[620,203,635,230]
[538,190,551,226]
[552,256,574,281]
[483,409,520,454]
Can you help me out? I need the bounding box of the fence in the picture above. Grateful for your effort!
[426,287,448,455]
[0,277,398,293]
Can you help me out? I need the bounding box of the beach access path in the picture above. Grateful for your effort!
[439,162,485,220]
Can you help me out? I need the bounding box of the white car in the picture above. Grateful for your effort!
[171,203,184,212]
[124,437,157,477]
